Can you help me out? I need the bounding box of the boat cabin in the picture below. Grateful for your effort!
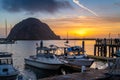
[35,47,56,59]
[0,52,18,78]
[65,46,85,55]
[0,52,13,65]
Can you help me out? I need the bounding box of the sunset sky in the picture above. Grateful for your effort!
[0,0,120,38]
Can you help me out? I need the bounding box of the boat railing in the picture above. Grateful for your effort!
[0,52,12,57]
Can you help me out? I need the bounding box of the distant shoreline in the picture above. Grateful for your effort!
[0,38,95,40]
[62,38,96,40]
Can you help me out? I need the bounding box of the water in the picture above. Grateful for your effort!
[0,40,104,80]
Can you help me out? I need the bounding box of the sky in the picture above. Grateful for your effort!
[0,0,120,38]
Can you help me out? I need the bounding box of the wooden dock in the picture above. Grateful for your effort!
[88,55,116,61]
[94,38,120,57]
[40,69,109,80]
[40,58,120,80]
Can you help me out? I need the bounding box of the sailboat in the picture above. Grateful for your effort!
[0,20,14,44]
[0,20,19,80]
[64,32,69,43]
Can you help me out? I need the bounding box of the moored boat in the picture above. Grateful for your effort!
[24,41,63,70]
[60,45,94,67]
[0,52,19,80]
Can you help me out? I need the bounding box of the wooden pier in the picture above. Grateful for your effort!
[94,38,120,57]
[40,69,109,80]
[88,55,116,62]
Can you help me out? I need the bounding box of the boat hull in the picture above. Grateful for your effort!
[24,58,62,70]
[67,59,94,67]
[0,74,18,80]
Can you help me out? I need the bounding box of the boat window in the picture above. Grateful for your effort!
[38,50,45,54]
[8,59,12,64]
[1,59,8,64]
[44,50,48,54]
[67,51,84,56]
[0,59,12,64]
[3,68,8,72]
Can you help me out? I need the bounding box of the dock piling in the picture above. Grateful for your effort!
[94,38,120,57]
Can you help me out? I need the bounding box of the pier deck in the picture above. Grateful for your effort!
[40,69,109,80]
[88,55,116,61]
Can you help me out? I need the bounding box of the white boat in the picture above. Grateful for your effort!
[60,46,94,67]
[24,41,63,70]
[0,52,19,80]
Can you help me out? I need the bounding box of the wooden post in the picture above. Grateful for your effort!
[40,40,43,48]
[100,46,102,56]
[82,40,85,54]
[111,47,114,57]
[94,45,96,56]
[97,46,100,56]
[108,46,111,57]
[102,38,106,57]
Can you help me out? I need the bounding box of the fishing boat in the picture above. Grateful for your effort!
[0,52,19,80]
[60,46,94,67]
[59,40,94,69]
[24,41,63,70]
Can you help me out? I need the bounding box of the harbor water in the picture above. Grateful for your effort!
[0,40,107,80]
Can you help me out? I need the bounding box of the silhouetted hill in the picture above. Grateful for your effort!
[7,18,60,40]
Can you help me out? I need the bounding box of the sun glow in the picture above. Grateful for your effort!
[76,30,86,36]
[76,30,87,37]
[70,29,88,38]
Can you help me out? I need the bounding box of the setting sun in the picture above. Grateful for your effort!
[68,29,88,38]
[76,30,87,36]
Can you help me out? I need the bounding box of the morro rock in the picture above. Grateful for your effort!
[7,18,60,40]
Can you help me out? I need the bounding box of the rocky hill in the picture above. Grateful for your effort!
[7,18,60,40]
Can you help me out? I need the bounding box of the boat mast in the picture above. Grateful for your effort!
[66,32,69,43]
[5,19,7,38]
